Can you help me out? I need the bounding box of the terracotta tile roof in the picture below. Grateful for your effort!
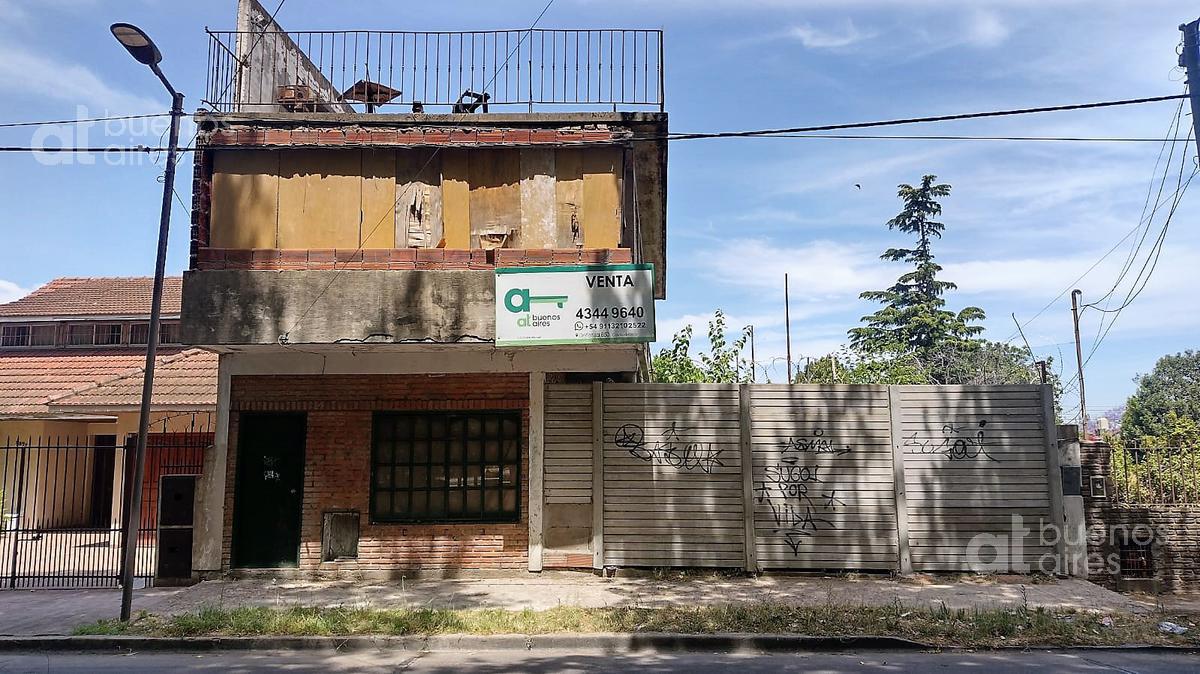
[0,277,182,318]
[50,349,218,410]
[0,347,215,417]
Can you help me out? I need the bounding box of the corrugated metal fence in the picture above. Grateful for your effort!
[544,383,1062,573]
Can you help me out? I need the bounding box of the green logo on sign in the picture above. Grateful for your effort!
[504,288,568,313]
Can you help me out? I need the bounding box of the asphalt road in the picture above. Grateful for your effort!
[0,649,1197,673]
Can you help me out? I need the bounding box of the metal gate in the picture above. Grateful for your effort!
[0,419,209,589]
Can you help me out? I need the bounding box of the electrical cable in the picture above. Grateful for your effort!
[0,113,171,128]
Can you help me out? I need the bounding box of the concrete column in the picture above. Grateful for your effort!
[1057,424,1087,577]
[527,371,545,572]
[192,354,231,576]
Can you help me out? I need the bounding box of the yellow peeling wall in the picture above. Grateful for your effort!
[208,147,624,250]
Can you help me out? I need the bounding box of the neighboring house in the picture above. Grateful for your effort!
[0,277,216,577]
[181,0,667,576]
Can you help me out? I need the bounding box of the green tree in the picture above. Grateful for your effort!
[849,175,985,358]
[650,310,749,383]
[1121,350,1200,447]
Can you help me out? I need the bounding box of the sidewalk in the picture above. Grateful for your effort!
[0,573,1160,636]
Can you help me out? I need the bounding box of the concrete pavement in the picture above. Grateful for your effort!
[0,573,1156,636]
[0,648,1197,673]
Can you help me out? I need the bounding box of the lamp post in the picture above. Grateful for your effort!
[110,22,184,622]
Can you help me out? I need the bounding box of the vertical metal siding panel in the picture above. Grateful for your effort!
[601,384,744,567]
[900,386,1053,572]
[749,385,898,569]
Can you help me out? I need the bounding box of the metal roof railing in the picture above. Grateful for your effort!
[204,28,664,113]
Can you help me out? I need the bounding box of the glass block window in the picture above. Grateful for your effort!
[371,411,521,523]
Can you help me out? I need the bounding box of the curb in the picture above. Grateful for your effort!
[0,633,930,653]
[0,634,1196,654]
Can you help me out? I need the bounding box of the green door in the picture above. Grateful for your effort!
[232,413,306,568]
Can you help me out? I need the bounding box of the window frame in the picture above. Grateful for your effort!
[0,324,31,347]
[370,410,522,525]
[65,323,96,347]
[94,323,124,346]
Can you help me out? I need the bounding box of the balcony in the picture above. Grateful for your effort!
[204,28,664,114]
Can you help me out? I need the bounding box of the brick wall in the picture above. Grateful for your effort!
[1081,440,1200,591]
[224,373,530,574]
[195,247,633,271]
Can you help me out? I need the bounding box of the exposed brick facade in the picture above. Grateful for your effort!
[1081,440,1200,591]
[224,374,531,574]
[195,247,633,271]
[204,126,628,148]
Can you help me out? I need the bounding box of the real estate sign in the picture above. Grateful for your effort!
[495,264,656,346]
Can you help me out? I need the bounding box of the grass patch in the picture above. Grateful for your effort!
[73,602,1200,648]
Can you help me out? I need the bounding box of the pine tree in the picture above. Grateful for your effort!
[849,175,985,358]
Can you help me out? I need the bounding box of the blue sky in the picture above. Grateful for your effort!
[0,0,1196,422]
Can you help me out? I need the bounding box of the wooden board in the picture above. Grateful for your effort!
[582,147,622,248]
[360,149,396,248]
[277,149,360,248]
[440,149,471,249]
[209,150,280,249]
[395,148,442,248]
[554,149,583,248]
[469,148,521,248]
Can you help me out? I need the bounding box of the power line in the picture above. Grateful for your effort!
[1085,100,1187,311]
[691,133,1195,143]
[0,91,1188,155]
[662,94,1188,142]
[0,113,171,129]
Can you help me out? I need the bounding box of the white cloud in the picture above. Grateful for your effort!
[0,280,30,304]
[964,9,1010,48]
[788,20,875,49]
[701,238,893,298]
[0,43,162,114]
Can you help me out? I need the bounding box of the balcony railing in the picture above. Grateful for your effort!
[204,28,664,114]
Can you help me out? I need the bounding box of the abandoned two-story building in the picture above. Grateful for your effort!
[181,1,667,576]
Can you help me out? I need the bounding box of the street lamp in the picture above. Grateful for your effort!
[110,21,184,623]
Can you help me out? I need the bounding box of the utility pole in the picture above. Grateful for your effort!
[1070,289,1088,438]
[784,274,793,384]
[748,325,756,383]
[1180,18,1200,155]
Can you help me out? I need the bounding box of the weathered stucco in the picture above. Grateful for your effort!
[181,270,494,345]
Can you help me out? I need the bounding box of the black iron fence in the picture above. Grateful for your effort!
[0,416,210,589]
[205,28,664,113]
[1110,444,1200,505]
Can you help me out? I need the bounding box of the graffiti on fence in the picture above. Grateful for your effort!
[614,422,726,474]
[904,419,996,462]
[756,438,850,554]
[780,428,852,458]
